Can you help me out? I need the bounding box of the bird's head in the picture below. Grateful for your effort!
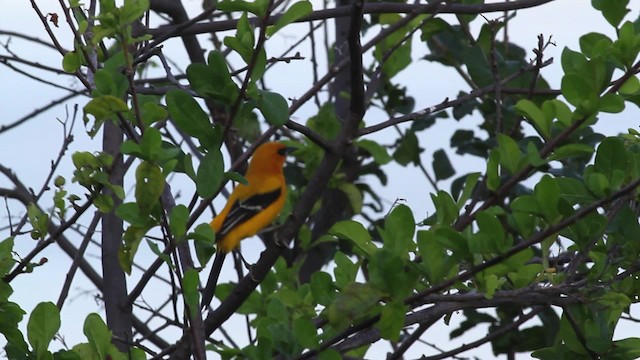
[246,142,294,176]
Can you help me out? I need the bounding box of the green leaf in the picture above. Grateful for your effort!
[384,204,415,254]
[619,75,640,95]
[393,130,421,166]
[377,300,405,341]
[83,95,129,136]
[183,269,200,314]
[62,51,82,73]
[580,32,613,59]
[483,273,505,299]
[307,103,340,140]
[256,90,289,126]
[328,282,381,329]
[119,225,152,274]
[374,19,413,78]
[329,220,375,257]
[369,249,416,298]
[455,172,481,208]
[599,93,625,113]
[417,230,457,283]
[266,1,312,36]
[166,90,219,149]
[333,252,358,288]
[187,51,239,104]
[496,134,524,175]
[169,205,189,240]
[357,139,392,165]
[115,202,148,227]
[224,171,249,185]
[561,73,597,114]
[470,211,508,254]
[0,237,16,277]
[594,137,627,189]
[292,317,318,349]
[592,0,630,28]
[542,99,573,126]
[146,240,172,266]
[191,223,216,267]
[561,47,589,75]
[135,161,164,214]
[338,183,363,214]
[224,13,254,62]
[430,190,458,226]
[27,204,49,240]
[83,314,112,360]
[318,349,342,360]
[432,149,455,181]
[549,144,595,161]
[27,302,60,359]
[93,68,128,98]
[310,271,335,306]
[196,149,224,198]
[516,99,550,138]
[218,0,264,16]
[534,175,561,223]
[121,0,149,25]
[139,127,162,161]
[557,177,595,204]
[94,194,115,213]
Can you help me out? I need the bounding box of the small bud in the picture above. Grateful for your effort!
[54,176,66,187]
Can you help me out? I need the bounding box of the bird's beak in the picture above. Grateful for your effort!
[279,146,297,156]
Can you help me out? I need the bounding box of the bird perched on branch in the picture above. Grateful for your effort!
[201,141,292,310]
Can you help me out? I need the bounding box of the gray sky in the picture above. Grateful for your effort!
[2,1,640,359]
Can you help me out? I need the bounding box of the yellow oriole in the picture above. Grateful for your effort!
[201,142,291,309]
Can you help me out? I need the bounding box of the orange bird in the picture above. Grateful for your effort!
[201,142,291,309]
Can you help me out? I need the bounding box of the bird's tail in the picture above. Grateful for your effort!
[200,251,226,311]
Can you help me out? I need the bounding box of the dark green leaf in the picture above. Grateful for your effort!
[169,205,189,240]
[310,271,335,306]
[432,149,455,181]
[266,1,312,36]
[599,93,625,113]
[328,282,381,329]
[377,300,405,341]
[292,317,318,349]
[182,269,199,314]
[256,91,289,126]
[196,149,224,198]
[135,161,164,214]
[166,90,219,150]
[121,0,149,24]
[592,0,630,28]
[393,130,421,166]
[191,223,216,267]
[594,137,627,189]
[139,127,162,161]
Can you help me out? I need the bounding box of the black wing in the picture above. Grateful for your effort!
[218,188,282,237]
